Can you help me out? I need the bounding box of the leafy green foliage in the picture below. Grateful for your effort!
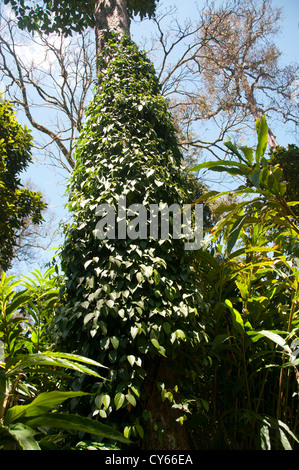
[0,267,62,360]
[4,0,160,35]
[19,267,60,354]
[54,34,205,445]
[0,101,46,271]
[0,376,128,449]
[269,144,299,215]
[0,270,129,450]
[190,117,299,449]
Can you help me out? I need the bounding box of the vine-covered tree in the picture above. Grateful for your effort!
[54,35,206,450]
[0,100,46,272]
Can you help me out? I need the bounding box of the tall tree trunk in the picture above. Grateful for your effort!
[87,6,193,450]
[240,74,278,151]
[141,357,191,450]
[94,0,131,72]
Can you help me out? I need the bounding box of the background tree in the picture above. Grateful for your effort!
[145,0,298,158]
[9,180,59,271]
[0,100,46,273]
[0,13,97,173]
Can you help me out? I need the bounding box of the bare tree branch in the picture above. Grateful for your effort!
[143,0,298,160]
[0,10,96,173]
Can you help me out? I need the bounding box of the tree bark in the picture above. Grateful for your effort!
[141,357,191,450]
[94,0,131,71]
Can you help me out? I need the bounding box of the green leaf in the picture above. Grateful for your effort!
[277,419,299,446]
[102,394,111,409]
[247,330,292,355]
[175,329,186,341]
[130,385,140,398]
[260,420,271,450]
[239,145,254,165]
[141,265,153,278]
[278,428,292,450]
[127,355,135,367]
[7,423,40,450]
[126,393,136,407]
[154,269,161,285]
[224,140,247,163]
[247,169,261,188]
[4,391,90,425]
[5,292,32,316]
[135,423,144,439]
[226,214,247,254]
[111,336,119,350]
[191,159,247,174]
[255,116,268,165]
[130,326,139,339]
[151,338,160,350]
[124,426,132,439]
[151,338,167,357]
[114,392,125,410]
[41,351,107,368]
[6,352,106,379]
[106,299,114,309]
[225,299,244,335]
[21,413,130,444]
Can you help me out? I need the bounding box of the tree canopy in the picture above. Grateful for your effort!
[3,0,160,35]
[0,100,46,271]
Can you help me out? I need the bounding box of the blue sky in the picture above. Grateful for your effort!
[132,0,299,63]
[272,0,299,63]
[8,0,299,274]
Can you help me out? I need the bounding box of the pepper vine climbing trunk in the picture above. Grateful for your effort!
[55,34,205,450]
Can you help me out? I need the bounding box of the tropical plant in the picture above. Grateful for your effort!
[19,267,60,354]
[190,116,299,449]
[0,352,129,450]
[0,270,130,449]
[0,267,59,359]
